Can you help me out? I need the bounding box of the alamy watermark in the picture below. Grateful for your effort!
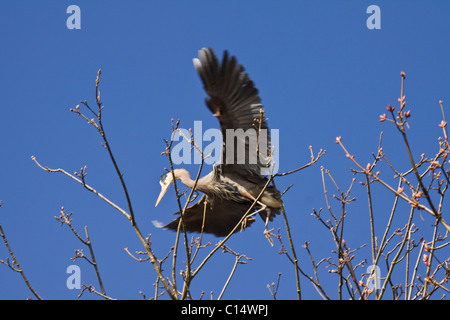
[366,5,381,30]
[366,264,381,290]
[65,5,381,31]
[170,121,279,175]
[66,5,81,30]
[66,265,81,290]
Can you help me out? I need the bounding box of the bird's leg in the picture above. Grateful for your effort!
[262,209,275,246]
[239,189,274,245]
[241,200,267,232]
[246,201,267,217]
[264,213,270,229]
[239,189,267,218]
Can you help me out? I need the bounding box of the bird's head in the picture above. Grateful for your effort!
[155,169,191,207]
[155,172,174,207]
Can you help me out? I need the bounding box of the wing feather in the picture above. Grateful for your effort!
[193,48,271,180]
[164,195,255,237]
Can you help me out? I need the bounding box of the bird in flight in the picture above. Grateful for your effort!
[156,47,282,236]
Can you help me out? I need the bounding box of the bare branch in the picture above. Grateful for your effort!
[0,224,42,300]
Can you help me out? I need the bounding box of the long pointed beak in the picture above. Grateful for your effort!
[155,182,171,207]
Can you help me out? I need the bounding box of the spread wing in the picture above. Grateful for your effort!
[193,48,271,182]
[164,195,255,237]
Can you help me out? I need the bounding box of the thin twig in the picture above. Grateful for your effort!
[217,245,251,300]
[0,224,42,300]
[56,207,107,298]
[33,70,177,299]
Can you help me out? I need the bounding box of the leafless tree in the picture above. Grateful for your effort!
[1,70,448,300]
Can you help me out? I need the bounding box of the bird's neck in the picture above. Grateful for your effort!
[180,175,196,189]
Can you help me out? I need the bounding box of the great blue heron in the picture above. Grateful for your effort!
[155,47,282,236]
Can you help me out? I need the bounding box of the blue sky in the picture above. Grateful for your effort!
[1,1,450,300]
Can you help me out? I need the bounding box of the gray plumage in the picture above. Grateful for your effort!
[156,48,281,236]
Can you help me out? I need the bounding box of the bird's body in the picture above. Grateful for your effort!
[156,48,282,236]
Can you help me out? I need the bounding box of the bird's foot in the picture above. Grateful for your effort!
[263,228,275,247]
[241,216,256,232]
